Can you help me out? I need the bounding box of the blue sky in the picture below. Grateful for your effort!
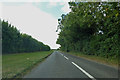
[0,2,71,49]
[33,2,67,18]
[2,2,70,18]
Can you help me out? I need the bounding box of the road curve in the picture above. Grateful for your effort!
[24,51,118,79]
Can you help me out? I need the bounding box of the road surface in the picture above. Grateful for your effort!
[24,51,118,79]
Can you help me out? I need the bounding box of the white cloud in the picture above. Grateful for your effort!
[49,2,57,6]
[0,3,2,17]
[61,2,71,13]
[1,3,60,49]
[0,0,70,2]
[59,2,65,5]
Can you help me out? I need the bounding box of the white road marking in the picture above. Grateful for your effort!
[60,53,63,56]
[72,62,96,80]
[64,56,69,60]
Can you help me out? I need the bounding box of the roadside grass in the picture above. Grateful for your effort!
[61,51,118,68]
[2,50,53,78]
[0,55,2,79]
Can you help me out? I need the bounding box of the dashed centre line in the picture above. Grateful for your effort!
[60,53,63,56]
[72,62,96,80]
[64,56,69,60]
[59,52,95,80]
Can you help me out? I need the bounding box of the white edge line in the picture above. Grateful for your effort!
[64,56,69,60]
[72,62,96,80]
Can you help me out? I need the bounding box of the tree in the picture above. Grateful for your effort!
[56,2,119,59]
[2,20,51,54]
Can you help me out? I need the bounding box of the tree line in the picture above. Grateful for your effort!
[56,2,119,59]
[2,20,50,54]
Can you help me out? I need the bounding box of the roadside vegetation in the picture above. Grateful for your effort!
[56,2,119,63]
[2,50,53,78]
[2,20,50,54]
[1,18,52,78]
[61,51,118,68]
[1,19,53,78]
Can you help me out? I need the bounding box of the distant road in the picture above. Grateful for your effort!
[24,51,118,79]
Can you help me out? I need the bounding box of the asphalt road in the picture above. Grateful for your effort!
[24,51,118,79]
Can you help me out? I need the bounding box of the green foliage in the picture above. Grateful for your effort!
[2,20,50,54]
[56,2,119,59]
[2,50,53,78]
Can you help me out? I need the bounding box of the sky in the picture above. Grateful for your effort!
[0,2,71,49]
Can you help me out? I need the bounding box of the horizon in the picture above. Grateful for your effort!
[0,2,70,49]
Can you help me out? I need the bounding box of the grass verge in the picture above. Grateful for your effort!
[61,51,118,68]
[2,50,53,78]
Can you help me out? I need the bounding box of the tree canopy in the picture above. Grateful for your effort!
[56,2,119,59]
[2,20,50,54]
